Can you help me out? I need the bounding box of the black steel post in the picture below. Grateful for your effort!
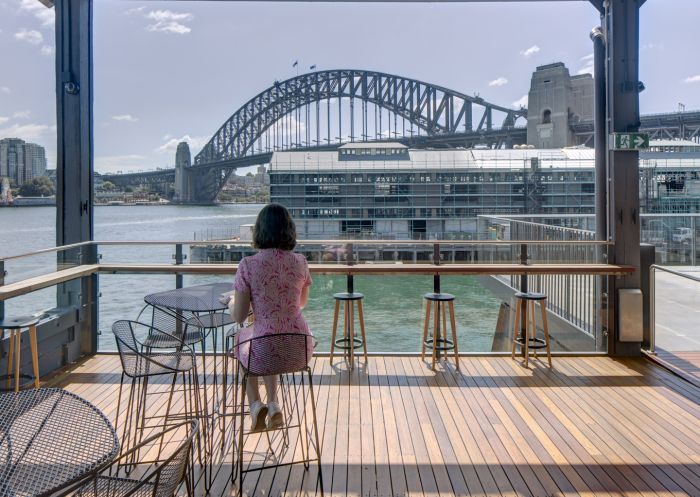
[433,243,441,359]
[0,260,5,322]
[519,243,528,352]
[605,0,644,356]
[55,0,95,361]
[639,243,655,351]
[592,26,607,242]
[346,243,354,294]
[175,243,184,289]
[433,243,440,294]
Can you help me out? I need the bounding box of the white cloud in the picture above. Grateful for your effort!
[520,45,540,57]
[684,75,700,84]
[576,53,595,75]
[577,61,594,75]
[0,87,10,94]
[19,0,54,27]
[40,45,54,56]
[512,94,528,108]
[488,77,508,87]
[0,123,56,141]
[125,6,146,15]
[112,114,139,122]
[0,117,9,125]
[14,28,43,45]
[13,110,31,119]
[156,134,208,154]
[145,10,193,34]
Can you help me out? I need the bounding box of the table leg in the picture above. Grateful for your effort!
[6,330,14,391]
[14,330,21,393]
[29,325,40,389]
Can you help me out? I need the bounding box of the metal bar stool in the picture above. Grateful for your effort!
[511,291,552,368]
[421,275,459,371]
[232,333,323,497]
[1,316,40,391]
[421,245,460,371]
[329,274,367,370]
[111,320,209,490]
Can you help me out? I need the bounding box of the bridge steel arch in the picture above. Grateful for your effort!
[186,69,527,202]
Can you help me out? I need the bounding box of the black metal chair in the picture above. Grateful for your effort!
[136,304,206,350]
[73,420,199,497]
[139,305,233,413]
[112,320,207,483]
[231,333,323,497]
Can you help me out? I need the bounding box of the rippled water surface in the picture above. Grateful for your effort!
[1,205,501,352]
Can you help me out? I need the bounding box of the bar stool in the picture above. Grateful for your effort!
[511,292,552,368]
[329,292,367,370]
[1,316,40,392]
[421,293,459,371]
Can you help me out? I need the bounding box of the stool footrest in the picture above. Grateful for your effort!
[0,373,36,392]
[424,337,455,352]
[334,337,364,350]
[514,337,547,350]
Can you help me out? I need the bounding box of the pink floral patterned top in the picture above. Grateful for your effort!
[233,248,314,369]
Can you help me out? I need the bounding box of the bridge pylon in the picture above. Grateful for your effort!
[173,142,196,203]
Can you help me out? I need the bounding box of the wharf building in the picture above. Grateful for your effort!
[269,141,700,240]
[0,138,48,186]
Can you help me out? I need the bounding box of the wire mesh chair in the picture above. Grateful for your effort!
[112,320,208,486]
[72,420,199,497]
[136,305,206,349]
[231,333,323,497]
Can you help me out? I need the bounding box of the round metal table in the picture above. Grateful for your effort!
[143,281,235,488]
[0,388,119,497]
[144,282,233,314]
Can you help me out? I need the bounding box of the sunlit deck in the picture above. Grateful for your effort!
[46,354,700,497]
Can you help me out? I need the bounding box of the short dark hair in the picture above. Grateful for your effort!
[252,203,297,250]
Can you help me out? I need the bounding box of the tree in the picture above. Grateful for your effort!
[19,177,55,197]
[101,181,116,191]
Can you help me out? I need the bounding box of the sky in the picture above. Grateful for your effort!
[1,0,699,173]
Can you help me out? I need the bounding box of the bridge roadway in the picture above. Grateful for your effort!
[102,109,700,195]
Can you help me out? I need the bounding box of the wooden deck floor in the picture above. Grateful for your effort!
[46,354,700,497]
[654,349,700,388]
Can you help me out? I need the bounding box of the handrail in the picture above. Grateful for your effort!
[649,264,700,354]
[0,238,614,263]
[0,262,635,302]
[0,240,94,262]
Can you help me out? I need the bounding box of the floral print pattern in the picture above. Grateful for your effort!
[233,248,313,370]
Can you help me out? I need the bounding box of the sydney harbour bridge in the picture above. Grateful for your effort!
[102,69,700,204]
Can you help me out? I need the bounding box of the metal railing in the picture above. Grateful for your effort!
[0,239,618,354]
[476,216,602,336]
[648,264,700,354]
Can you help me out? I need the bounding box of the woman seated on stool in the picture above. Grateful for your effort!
[229,203,314,431]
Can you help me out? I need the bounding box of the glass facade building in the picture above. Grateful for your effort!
[270,141,700,239]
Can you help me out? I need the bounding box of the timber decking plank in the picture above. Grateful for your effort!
[43,354,700,497]
[555,357,700,496]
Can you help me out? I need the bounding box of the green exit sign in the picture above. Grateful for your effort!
[610,132,649,150]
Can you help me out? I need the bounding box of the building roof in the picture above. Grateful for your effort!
[270,146,700,172]
[338,142,407,149]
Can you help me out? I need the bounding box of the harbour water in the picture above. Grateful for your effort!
[0,205,501,352]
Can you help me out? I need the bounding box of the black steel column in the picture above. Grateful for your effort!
[55,0,96,355]
[604,0,643,355]
[591,26,607,242]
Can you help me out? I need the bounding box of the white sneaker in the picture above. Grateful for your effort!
[267,401,283,430]
[249,400,267,432]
